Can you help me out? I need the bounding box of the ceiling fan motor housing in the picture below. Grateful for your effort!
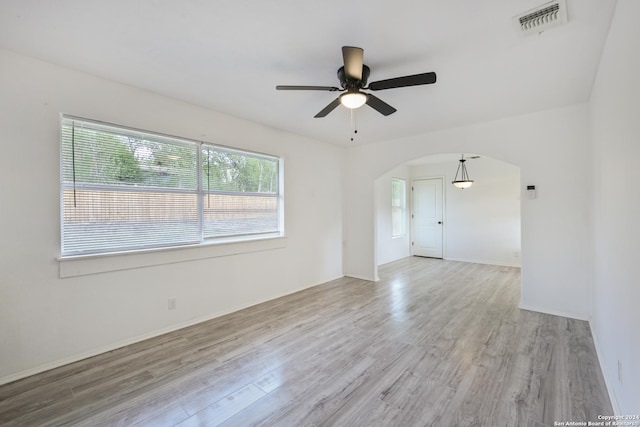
[338,65,370,89]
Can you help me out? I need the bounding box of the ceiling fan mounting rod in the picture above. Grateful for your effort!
[338,65,370,89]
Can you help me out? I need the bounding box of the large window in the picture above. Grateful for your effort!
[391,178,406,237]
[60,116,282,256]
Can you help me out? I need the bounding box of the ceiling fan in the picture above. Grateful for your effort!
[276,46,437,118]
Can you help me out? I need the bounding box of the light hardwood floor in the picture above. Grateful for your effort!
[0,257,612,426]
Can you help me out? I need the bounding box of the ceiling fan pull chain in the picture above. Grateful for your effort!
[350,109,358,142]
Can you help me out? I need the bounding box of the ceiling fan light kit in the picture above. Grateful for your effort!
[340,91,368,109]
[276,46,436,118]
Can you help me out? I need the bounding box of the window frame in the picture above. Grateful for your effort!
[59,115,284,259]
[391,177,407,238]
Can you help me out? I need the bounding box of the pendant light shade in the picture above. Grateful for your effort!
[452,154,474,189]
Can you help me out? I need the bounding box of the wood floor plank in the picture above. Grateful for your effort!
[176,384,266,427]
[0,257,613,426]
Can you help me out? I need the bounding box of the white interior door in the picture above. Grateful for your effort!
[411,178,444,258]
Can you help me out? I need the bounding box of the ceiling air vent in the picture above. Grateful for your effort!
[514,0,567,36]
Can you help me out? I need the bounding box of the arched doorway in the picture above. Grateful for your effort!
[343,105,592,320]
[374,153,521,273]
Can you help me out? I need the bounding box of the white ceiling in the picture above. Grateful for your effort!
[0,0,617,145]
[405,153,481,166]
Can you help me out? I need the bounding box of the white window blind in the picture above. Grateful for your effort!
[60,116,281,256]
[391,178,406,237]
[201,146,279,239]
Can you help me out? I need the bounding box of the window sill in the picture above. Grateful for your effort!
[58,235,287,278]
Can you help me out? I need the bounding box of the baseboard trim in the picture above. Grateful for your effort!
[590,322,621,415]
[1,315,222,386]
[445,257,521,268]
[344,273,376,282]
[518,303,590,321]
[0,275,344,386]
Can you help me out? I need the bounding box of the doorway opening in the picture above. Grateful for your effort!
[375,153,521,269]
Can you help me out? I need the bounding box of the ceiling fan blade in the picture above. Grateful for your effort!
[365,93,397,116]
[342,46,364,81]
[276,85,341,91]
[368,72,437,91]
[314,97,342,118]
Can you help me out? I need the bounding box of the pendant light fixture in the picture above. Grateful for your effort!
[452,154,474,189]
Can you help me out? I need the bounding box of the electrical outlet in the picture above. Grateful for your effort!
[618,360,623,383]
[513,251,520,258]
[168,298,177,310]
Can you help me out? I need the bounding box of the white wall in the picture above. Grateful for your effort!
[344,103,592,320]
[375,165,411,266]
[589,0,640,414]
[410,157,520,267]
[0,49,345,383]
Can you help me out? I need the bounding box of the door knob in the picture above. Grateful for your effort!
[438,221,442,224]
